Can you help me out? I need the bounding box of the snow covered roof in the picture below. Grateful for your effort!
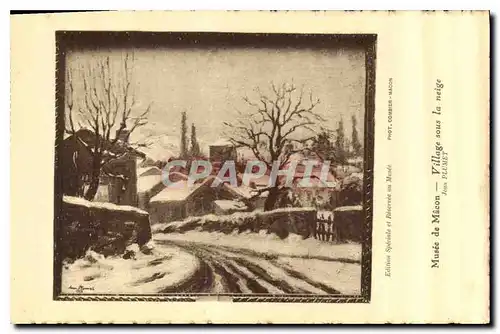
[210,138,233,146]
[347,156,364,163]
[350,172,363,179]
[334,205,363,212]
[224,183,255,199]
[150,180,194,204]
[137,134,180,162]
[293,164,336,182]
[145,148,177,162]
[287,152,307,162]
[335,165,362,176]
[342,172,363,186]
[149,174,260,205]
[137,174,164,194]
[137,166,162,177]
[268,206,316,214]
[294,177,337,189]
[214,200,248,212]
[239,173,271,187]
[63,195,148,215]
[259,190,269,198]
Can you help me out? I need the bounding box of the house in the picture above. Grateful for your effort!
[338,172,363,206]
[333,164,362,180]
[248,190,269,211]
[347,156,364,169]
[148,175,250,223]
[137,171,188,211]
[148,180,192,223]
[137,166,165,210]
[295,167,338,209]
[209,139,237,171]
[60,128,146,206]
[137,174,164,210]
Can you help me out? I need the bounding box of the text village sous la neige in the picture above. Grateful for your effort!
[430,79,449,269]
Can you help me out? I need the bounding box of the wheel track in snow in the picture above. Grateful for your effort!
[164,241,268,293]
[155,239,343,294]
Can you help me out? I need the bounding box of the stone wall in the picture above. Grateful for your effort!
[59,196,152,260]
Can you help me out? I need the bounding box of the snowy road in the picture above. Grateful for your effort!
[62,232,361,295]
[155,238,357,294]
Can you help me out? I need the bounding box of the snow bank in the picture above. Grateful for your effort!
[334,205,363,212]
[154,231,362,262]
[271,206,316,214]
[276,257,361,295]
[153,207,317,239]
[63,195,148,215]
[62,241,200,294]
[214,200,247,211]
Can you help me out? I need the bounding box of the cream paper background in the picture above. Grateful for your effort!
[10,11,489,324]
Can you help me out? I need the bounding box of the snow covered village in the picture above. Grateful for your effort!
[56,34,370,297]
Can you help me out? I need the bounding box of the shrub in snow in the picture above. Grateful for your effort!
[122,249,135,259]
[122,243,139,259]
[338,175,363,206]
[126,243,140,253]
[334,206,364,243]
[140,240,155,255]
[84,250,103,264]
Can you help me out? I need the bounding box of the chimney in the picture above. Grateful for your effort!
[116,128,130,143]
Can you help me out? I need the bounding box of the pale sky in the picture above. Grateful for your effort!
[66,46,366,159]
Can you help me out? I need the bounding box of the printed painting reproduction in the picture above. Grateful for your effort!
[54,32,375,302]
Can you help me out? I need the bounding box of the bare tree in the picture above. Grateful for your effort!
[224,82,324,211]
[65,52,152,201]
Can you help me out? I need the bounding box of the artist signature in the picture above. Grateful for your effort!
[69,285,95,293]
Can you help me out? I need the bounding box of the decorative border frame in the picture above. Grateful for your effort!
[53,31,376,303]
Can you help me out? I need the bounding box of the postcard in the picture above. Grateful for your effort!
[10,10,490,324]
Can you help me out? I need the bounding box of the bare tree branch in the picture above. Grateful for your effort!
[64,51,152,201]
[224,82,322,172]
